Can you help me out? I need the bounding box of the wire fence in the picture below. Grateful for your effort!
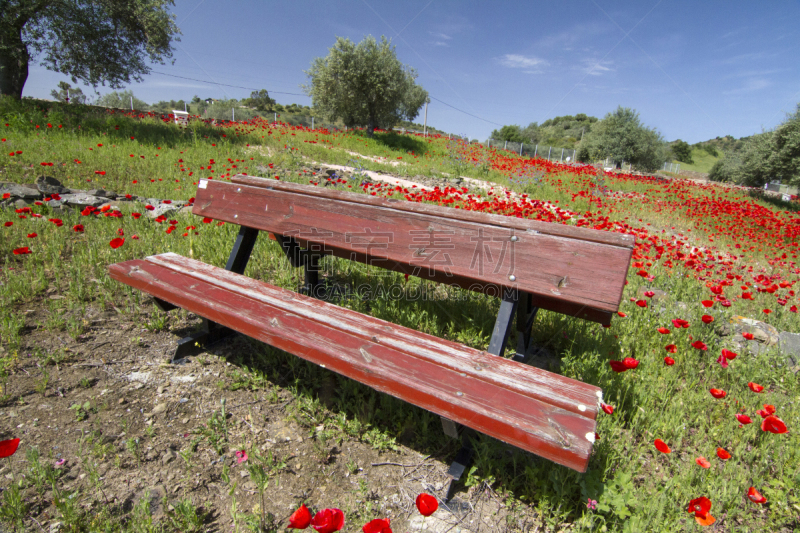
[486,139,578,163]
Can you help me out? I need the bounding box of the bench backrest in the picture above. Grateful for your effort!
[192,175,634,324]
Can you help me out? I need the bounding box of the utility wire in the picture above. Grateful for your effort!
[150,70,307,96]
[150,70,502,127]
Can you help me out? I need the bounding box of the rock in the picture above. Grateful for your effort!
[126,372,152,384]
[779,332,800,367]
[730,316,779,346]
[152,403,167,415]
[35,176,70,195]
[87,189,117,199]
[161,448,177,465]
[157,385,167,394]
[147,204,180,218]
[59,193,110,208]
[14,199,30,208]
[0,182,42,200]
[118,398,127,405]
[49,521,63,533]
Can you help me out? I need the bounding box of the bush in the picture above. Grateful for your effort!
[671,140,693,164]
[708,154,741,183]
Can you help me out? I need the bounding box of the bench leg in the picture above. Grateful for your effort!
[171,226,259,362]
[514,292,539,362]
[444,428,476,502]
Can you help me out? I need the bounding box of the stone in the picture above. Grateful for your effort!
[779,332,800,366]
[152,403,167,415]
[35,176,70,195]
[14,199,30,208]
[161,448,177,465]
[87,189,118,199]
[157,385,167,394]
[730,316,779,346]
[0,182,42,200]
[59,193,110,208]
[147,204,180,219]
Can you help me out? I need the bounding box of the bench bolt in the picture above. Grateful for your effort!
[510,236,519,242]
[509,275,516,281]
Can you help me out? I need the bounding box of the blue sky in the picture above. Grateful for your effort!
[22,0,800,144]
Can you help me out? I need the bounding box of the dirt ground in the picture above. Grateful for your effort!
[0,294,536,532]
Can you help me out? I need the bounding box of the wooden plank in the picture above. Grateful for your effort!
[109,253,600,471]
[193,179,632,323]
[231,175,634,249]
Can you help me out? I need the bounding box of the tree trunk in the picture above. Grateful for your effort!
[367,116,375,138]
[0,30,30,98]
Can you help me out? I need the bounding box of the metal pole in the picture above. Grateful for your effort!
[504,140,508,149]
[184,102,187,112]
[312,117,314,129]
[547,146,551,160]
[534,145,538,157]
[131,96,133,110]
[274,112,277,122]
[232,108,235,121]
[423,100,428,136]
[520,143,523,156]
[560,148,564,163]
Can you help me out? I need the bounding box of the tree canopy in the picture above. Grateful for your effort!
[0,0,180,98]
[50,81,86,104]
[587,106,669,171]
[671,139,694,164]
[242,89,276,112]
[303,35,428,136]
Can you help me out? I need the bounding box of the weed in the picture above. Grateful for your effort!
[35,367,49,396]
[0,481,26,531]
[192,401,229,455]
[166,497,205,532]
[69,400,95,421]
[79,376,93,389]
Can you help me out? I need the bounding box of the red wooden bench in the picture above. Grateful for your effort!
[109,175,633,492]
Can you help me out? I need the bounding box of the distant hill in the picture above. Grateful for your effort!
[491,113,599,150]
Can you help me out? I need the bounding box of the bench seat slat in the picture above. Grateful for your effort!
[193,179,633,324]
[109,253,600,472]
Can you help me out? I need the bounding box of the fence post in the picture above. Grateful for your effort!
[312,117,314,129]
[232,108,234,121]
[130,96,133,110]
[504,140,508,149]
[520,143,523,156]
[560,148,564,163]
[534,145,538,157]
[274,112,277,122]
[547,146,552,160]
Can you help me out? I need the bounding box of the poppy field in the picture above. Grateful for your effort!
[0,96,799,532]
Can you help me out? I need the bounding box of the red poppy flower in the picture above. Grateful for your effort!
[791,305,798,313]
[721,349,737,361]
[132,212,142,219]
[691,341,708,351]
[709,389,726,399]
[742,292,754,300]
[665,344,677,353]
[664,356,675,366]
[310,508,345,533]
[0,438,20,458]
[657,327,670,334]
[742,332,754,340]
[695,456,710,469]
[109,237,125,249]
[617,312,626,318]
[145,204,155,211]
[701,315,714,324]
[672,318,690,328]
[3,221,11,227]
[701,300,713,308]
[762,309,771,315]
[416,493,438,517]
[756,404,776,418]
[687,496,712,519]
[747,487,767,504]
[644,291,655,298]
[12,247,31,255]
[736,413,752,425]
[747,382,764,393]
[716,447,731,460]
[73,224,84,233]
[362,518,392,533]
[654,439,671,453]
[636,299,647,308]
[288,504,312,529]
[27,233,37,238]
[760,415,787,434]
[601,403,614,415]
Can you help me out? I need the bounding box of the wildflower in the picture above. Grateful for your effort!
[609,357,639,373]
[235,450,248,463]
[695,456,710,468]
[665,344,677,353]
[736,413,752,425]
[664,356,675,365]
[600,403,614,415]
[687,496,716,526]
[747,487,767,504]
[716,448,731,460]
[653,439,671,453]
[288,503,312,529]
[109,237,124,249]
[657,327,670,334]
[709,389,726,399]
[691,341,708,351]
[760,415,787,434]
[0,438,20,458]
[310,508,345,533]
[13,247,31,255]
[362,518,392,533]
[415,493,438,516]
[756,404,776,418]
[701,315,714,324]
[748,382,764,393]
[586,499,598,510]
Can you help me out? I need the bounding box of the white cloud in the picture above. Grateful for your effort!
[581,59,615,76]
[498,54,548,70]
[428,31,452,41]
[723,78,771,95]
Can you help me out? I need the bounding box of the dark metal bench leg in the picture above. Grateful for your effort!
[444,428,476,502]
[171,226,259,361]
[441,290,519,499]
[302,255,320,297]
[514,292,539,362]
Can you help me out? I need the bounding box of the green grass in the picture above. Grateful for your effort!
[670,147,722,174]
[1,96,798,532]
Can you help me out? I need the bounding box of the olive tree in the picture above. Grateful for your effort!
[588,106,669,171]
[303,35,428,137]
[0,0,180,98]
